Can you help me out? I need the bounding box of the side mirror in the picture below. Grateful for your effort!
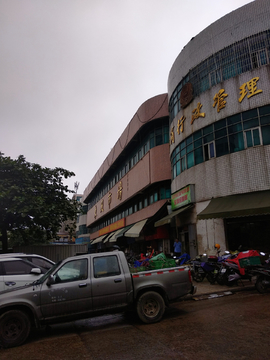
[46,275,55,286]
[30,268,42,275]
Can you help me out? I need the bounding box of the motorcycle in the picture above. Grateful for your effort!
[221,250,261,286]
[190,254,208,282]
[247,253,270,293]
[200,251,232,285]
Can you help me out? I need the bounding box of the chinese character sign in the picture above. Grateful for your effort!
[239,77,262,103]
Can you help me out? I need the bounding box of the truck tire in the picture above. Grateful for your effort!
[136,291,165,324]
[0,310,31,348]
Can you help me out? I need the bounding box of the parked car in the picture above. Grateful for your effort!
[0,253,54,271]
[0,250,196,348]
[0,257,46,291]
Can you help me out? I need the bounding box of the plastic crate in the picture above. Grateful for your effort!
[239,256,261,268]
[130,266,147,273]
[149,260,166,269]
[149,258,176,270]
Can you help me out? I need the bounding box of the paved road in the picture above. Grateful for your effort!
[1,289,270,360]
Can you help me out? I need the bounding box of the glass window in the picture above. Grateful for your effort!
[203,124,213,135]
[150,195,154,204]
[229,132,244,153]
[156,128,163,146]
[260,114,270,126]
[215,128,227,139]
[214,119,226,130]
[187,152,194,168]
[3,260,35,275]
[204,142,215,161]
[262,125,270,145]
[154,192,158,202]
[242,108,258,120]
[243,118,259,130]
[176,160,181,176]
[139,201,143,210]
[94,256,120,278]
[227,114,241,125]
[244,128,261,148]
[259,105,270,116]
[194,147,204,165]
[193,130,202,140]
[203,133,214,144]
[215,137,229,157]
[144,198,148,207]
[194,138,202,148]
[228,123,243,134]
[181,157,186,172]
[186,135,193,145]
[54,259,88,283]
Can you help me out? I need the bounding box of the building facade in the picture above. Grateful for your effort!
[83,94,172,254]
[167,0,270,255]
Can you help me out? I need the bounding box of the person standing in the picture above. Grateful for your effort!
[173,238,182,257]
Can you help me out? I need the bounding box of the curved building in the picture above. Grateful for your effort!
[83,94,172,254]
[167,0,270,254]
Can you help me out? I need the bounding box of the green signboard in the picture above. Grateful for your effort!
[171,184,195,211]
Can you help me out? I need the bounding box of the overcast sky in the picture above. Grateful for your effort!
[0,0,253,195]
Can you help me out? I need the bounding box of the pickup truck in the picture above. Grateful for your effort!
[0,251,196,348]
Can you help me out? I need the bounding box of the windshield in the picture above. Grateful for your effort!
[32,260,62,285]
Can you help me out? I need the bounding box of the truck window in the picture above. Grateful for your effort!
[93,255,121,278]
[54,258,88,283]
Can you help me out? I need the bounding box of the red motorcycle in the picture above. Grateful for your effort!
[221,250,261,286]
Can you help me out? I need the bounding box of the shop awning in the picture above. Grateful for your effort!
[109,225,132,242]
[115,225,133,239]
[154,205,193,227]
[197,191,270,220]
[125,219,148,238]
[91,234,108,244]
[103,232,116,243]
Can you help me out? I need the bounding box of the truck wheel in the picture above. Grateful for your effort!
[0,310,31,348]
[137,291,165,324]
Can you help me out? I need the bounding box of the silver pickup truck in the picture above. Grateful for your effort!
[0,251,196,348]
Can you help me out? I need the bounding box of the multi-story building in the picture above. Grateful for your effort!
[74,194,91,245]
[83,94,172,254]
[167,0,270,255]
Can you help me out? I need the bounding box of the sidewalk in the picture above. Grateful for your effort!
[186,277,255,300]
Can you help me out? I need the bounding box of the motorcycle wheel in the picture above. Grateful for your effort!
[223,273,238,287]
[206,273,215,285]
[192,272,205,282]
[255,275,270,294]
[216,274,225,286]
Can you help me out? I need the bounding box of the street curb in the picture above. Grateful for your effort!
[183,285,255,301]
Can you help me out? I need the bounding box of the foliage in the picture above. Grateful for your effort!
[0,153,81,251]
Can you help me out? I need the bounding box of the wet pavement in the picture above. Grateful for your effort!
[187,277,255,300]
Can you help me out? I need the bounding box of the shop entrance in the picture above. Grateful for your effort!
[225,215,270,253]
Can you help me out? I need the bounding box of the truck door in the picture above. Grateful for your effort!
[40,258,92,319]
[91,254,128,310]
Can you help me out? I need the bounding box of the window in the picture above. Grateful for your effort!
[93,255,120,278]
[2,260,36,275]
[244,128,261,148]
[169,30,270,122]
[204,142,215,161]
[54,259,88,283]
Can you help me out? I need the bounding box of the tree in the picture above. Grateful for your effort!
[0,153,81,252]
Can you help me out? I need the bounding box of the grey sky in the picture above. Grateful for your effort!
[0,0,252,194]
